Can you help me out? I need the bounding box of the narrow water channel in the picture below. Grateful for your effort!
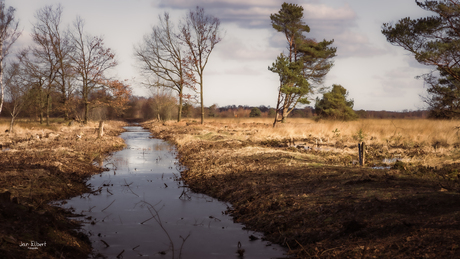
[60,126,287,258]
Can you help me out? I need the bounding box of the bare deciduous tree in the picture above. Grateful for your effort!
[135,12,194,122]
[180,7,222,124]
[30,4,67,125]
[4,62,31,132]
[69,16,118,124]
[17,48,47,123]
[0,0,21,117]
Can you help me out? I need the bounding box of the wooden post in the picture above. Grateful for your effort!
[98,120,104,138]
[358,143,362,165]
[358,142,365,166]
[362,142,365,166]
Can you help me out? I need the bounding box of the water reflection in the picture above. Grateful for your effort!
[60,126,286,258]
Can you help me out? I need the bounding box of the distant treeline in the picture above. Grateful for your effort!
[122,96,429,121]
[2,93,429,121]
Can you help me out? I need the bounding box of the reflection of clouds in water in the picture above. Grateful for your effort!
[113,157,128,167]
[153,142,173,152]
[61,126,286,258]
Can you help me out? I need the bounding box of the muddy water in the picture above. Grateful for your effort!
[60,126,286,258]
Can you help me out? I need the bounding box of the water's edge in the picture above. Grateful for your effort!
[58,126,287,258]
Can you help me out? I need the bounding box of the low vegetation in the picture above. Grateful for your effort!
[0,119,126,259]
[143,118,460,258]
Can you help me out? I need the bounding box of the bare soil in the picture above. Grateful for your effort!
[143,120,460,259]
[0,120,126,259]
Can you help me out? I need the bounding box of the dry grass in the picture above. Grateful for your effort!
[144,118,460,259]
[162,118,460,167]
[197,117,460,148]
[0,119,127,259]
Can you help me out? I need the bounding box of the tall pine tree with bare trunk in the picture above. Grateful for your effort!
[269,2,336,127]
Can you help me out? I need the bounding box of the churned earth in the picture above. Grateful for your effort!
[0,120,126,259]
[143,119,460,258]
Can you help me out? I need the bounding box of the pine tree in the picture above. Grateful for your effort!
[382,0,460,118]
[315,84,357,121]
[269,2,336,126]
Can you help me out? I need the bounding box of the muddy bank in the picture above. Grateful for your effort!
[143,120,460,258]
[0,120,126,259]
[61,125,286,258]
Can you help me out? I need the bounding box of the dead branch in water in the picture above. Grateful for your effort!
[124,179,139,197]
[101,199,116,212]
[140,199,190,259]
[101,240,110,247]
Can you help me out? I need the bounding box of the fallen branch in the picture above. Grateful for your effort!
[116,249,124,258]
[101,240,110,247]
[140,216,155,225]
[101,199,116,212]
[124,179,139,197]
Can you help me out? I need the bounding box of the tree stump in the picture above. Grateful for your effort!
[98,121,104,138]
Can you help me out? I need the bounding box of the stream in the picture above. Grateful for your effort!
[59,126,287,258]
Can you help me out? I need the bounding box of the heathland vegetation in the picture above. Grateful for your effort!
[0,119,126,258]
[1,0,460,258]
[143,117,460,258]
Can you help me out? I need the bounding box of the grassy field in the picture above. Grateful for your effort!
[0,118,127,259]
[143,118,460,258]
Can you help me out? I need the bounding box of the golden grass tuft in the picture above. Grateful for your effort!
[191,117,460,149]
[145,117,460,167]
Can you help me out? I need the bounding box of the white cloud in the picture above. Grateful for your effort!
[371,67,425,99]
[218,37,277,61]
[303,3,356,21]
[333,30,386,58]
[157,0,281,9]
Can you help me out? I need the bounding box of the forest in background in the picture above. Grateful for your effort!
[1,90,430,122]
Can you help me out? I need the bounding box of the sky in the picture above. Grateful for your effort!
[11,0,436,111]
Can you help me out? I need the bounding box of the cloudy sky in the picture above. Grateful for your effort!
[11,0,435,111]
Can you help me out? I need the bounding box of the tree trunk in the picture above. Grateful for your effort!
[84,92,89,124]
[200,75,204,124]
[178,88,183,122]
[0,41,3,117]
[62,93,68,120]
[84,102,89,124]
[98,120,104,138]
[273,83,282,128]
[38,85,43,124]
[46,93,50,126]
[9,115,14,133]
[281,105,288,123]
